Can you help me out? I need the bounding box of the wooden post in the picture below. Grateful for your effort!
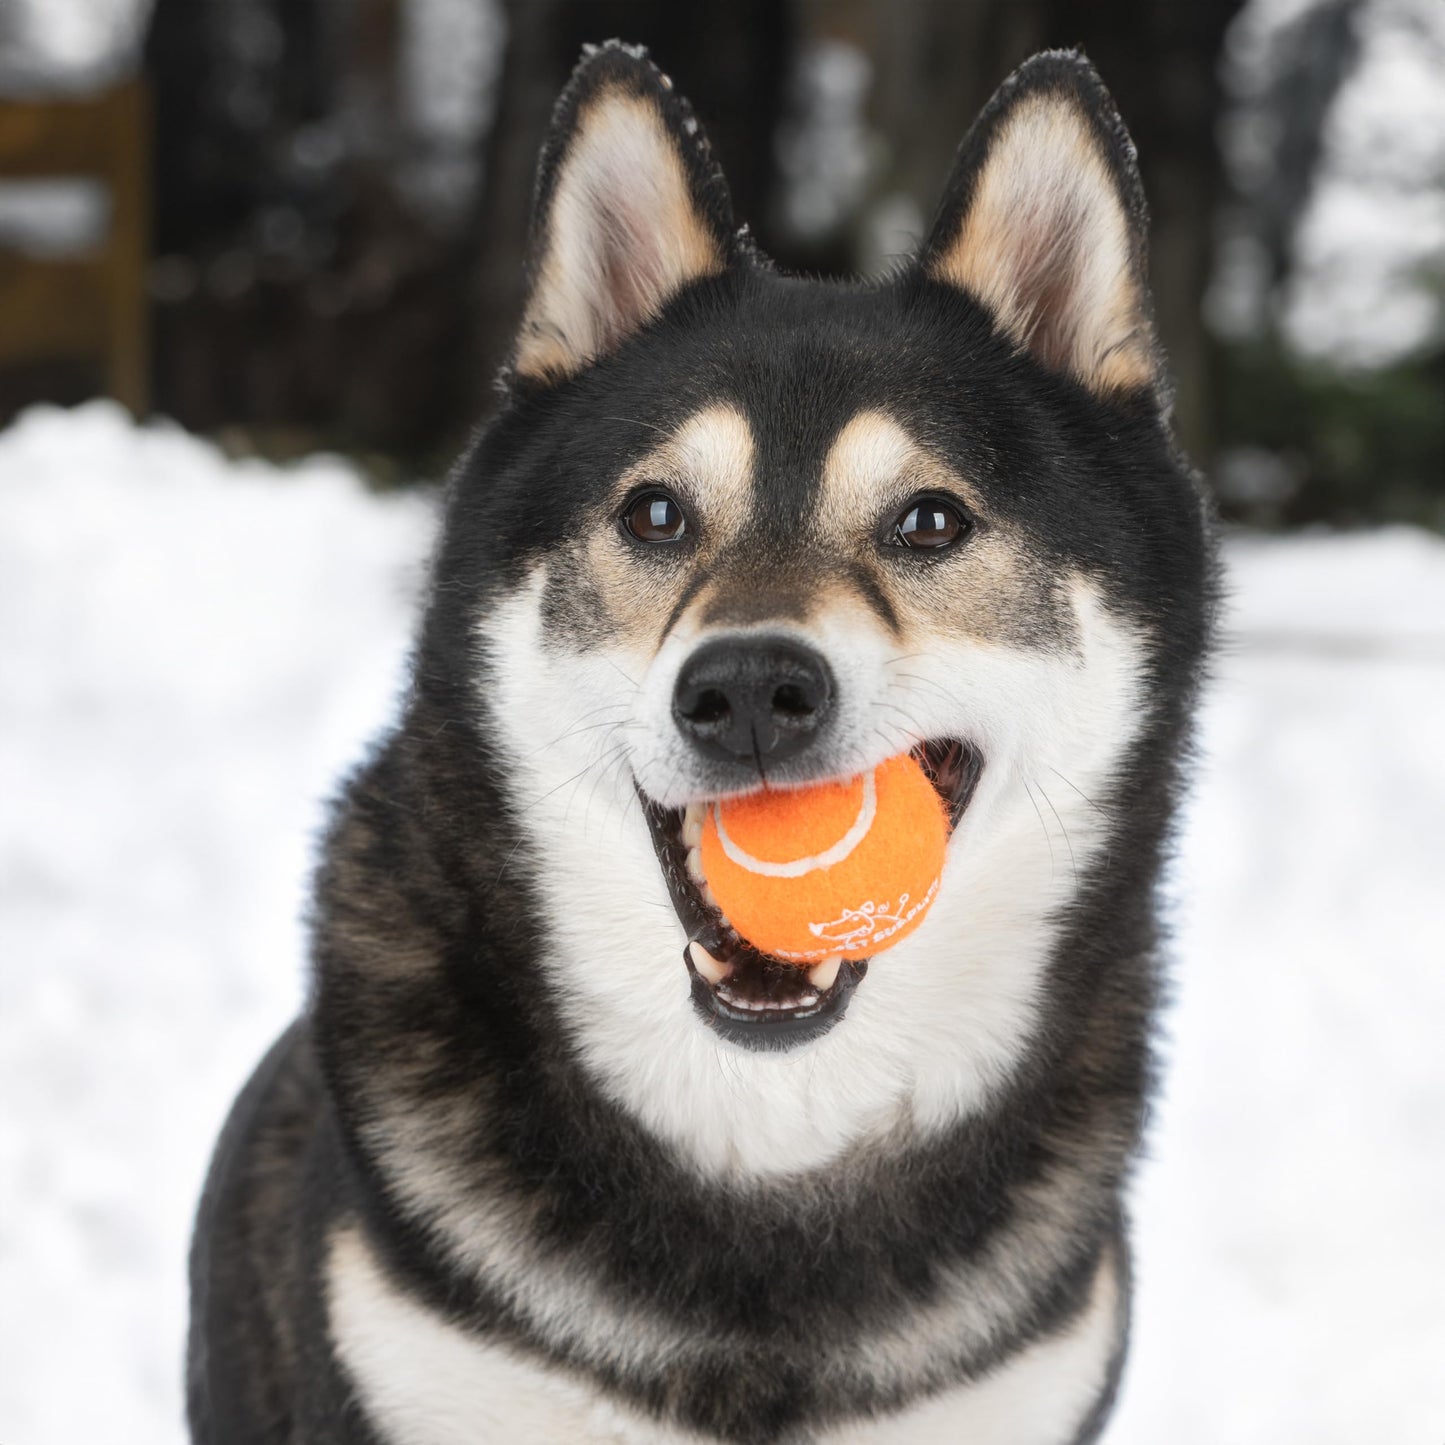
[0,81,152,417]
[106,82,151,418]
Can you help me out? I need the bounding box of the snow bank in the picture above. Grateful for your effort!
[0,403,434,1440]
[2,404,1442,1442]
[1113,525,1445,1444]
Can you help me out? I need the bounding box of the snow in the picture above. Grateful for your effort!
[1111,527,1445,1443]
[396,0,506,227]
[0,180,111,260]
[1283,0,1445,365]
[2,404,1443,1442]
[1222,0,1445,366]
[0,0,152,94]
[0,404,434,1440]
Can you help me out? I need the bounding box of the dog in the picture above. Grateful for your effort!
[188,42,1215,1445]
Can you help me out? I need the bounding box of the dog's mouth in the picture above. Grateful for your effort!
[641,740,983,1051]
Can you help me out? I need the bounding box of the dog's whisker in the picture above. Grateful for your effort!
[1021,778,1056,881]
[491,834,530,889]
[600,412,673,439]
[1033,778,1079,888]
[583,739,637,835]
[519,743,627,819]
[559,742,631,832]
[1047,766,1110,820]
[600,656,644,692]
[867,699,930,750]
[521,708,637,762]
[892,670,973,716]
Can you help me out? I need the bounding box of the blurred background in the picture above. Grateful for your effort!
[2,3,1443,1445]
[1,0,1441,515]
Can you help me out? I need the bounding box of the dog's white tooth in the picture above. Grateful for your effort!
[681,805,704,848]
[808,956,843,991]
[686,846,706,885]
[688,941,731,986]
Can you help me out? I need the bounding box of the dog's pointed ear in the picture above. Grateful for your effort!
[510,43,737,386]
[920,52,1159,400]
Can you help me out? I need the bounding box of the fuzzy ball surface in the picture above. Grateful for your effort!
[698,753,948,964]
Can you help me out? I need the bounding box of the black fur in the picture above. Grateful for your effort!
[189,42,1217,1445]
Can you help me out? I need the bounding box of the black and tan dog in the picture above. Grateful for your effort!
[188,42,1215,1445]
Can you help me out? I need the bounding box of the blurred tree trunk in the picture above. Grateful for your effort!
[144,0,482,463]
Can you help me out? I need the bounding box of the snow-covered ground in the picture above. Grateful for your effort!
[2,403,1442,1443]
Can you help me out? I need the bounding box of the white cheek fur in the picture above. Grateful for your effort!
[479,572,1146,1179]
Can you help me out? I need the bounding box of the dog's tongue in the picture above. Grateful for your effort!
[699,753,948,964]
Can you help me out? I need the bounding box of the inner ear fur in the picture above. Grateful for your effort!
[512,42,737,386]
[921,51,1159,399]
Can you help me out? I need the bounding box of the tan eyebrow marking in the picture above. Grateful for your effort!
[818,410,986,540]
[613,403,755,545]
[576,404,757,654]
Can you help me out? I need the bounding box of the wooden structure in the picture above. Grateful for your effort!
[0,83,150,416]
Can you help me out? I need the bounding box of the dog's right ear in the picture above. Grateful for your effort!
[509,42,738,388]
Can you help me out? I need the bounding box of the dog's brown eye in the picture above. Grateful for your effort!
[622,492,687,544]
[889,497,969,551]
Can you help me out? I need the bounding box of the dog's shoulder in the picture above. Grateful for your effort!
[188,1021,374,1444]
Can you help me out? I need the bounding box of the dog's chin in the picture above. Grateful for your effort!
[639,741,984,1053]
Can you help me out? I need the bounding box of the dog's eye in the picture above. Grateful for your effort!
[888,497,970,551]
[622,491,688,544]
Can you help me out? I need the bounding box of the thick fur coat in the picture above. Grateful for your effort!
[189,43,1216,1445]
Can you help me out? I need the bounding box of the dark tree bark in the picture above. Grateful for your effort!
[143,0,486,461]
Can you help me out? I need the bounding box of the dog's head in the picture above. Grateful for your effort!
[428,45,1211,1176]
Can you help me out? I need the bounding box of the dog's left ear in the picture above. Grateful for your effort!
[920,51,1159,400]
[510,42,738,386]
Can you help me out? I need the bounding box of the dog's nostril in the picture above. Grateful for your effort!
[686,688,731,726]
[771,682,814,722]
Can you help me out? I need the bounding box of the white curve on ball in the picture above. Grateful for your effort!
[713,768,878,878]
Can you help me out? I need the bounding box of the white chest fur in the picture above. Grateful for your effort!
[326,1224,1120,1445]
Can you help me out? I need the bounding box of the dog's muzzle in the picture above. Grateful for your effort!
[639,739,983,1052]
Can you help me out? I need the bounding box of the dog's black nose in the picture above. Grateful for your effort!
[673,636,834,768]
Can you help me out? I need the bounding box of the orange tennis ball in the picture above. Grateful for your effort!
[698,753,948,965]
